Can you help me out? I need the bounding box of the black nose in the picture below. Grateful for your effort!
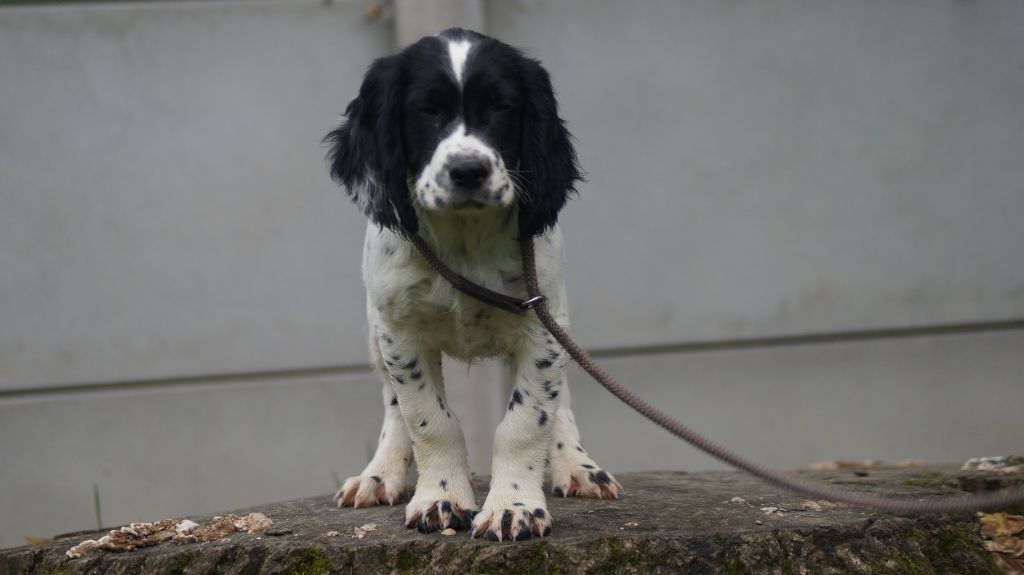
[448,159,491,188]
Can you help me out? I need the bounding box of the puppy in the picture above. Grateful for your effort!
[325,28,620,542]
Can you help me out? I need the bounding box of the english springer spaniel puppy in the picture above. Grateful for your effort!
[325,28,620,542]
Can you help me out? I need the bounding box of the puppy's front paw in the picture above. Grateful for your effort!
[334,471,406,508]
[471,501,551,542]
[404,474,477,533]
[405,498,476,533]
[551,446,622,499]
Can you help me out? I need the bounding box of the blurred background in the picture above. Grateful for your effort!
[1,0,1022,549]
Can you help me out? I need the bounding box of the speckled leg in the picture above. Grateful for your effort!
[334,329,413,508]
[471,326,563,541]
[375,329,477,532]
[548,378,622,499]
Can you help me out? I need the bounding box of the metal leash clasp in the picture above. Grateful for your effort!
[517,295,546,311]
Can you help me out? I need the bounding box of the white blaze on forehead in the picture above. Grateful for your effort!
[447,39,473,85]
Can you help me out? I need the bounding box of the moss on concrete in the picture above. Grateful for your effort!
[283,546,332,575]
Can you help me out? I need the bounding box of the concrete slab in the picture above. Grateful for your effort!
[2,465,1017,574]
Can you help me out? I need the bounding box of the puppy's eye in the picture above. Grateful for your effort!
[417,105,440,116]
[492,101,515,113]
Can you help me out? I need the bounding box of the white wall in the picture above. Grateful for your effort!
[0,0,392,547]
[1,0,1022,549]
[0,0,385,390]
[489,0,1024,348]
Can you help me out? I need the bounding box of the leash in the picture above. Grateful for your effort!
[411,233,1024,513]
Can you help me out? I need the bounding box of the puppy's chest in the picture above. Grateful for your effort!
[371,259,526,358]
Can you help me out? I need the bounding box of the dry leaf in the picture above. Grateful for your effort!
[962,456,1024,471]
[353,523,378,539]
[802,501,823,512]
[979,512,1024,571]
[67,513,273,558]
[67,519,177,557]
[809,459,880,471]
[234,513,273,533]
[987,537,1024,558]
[979,513,1024,539]
[175,520,199,535]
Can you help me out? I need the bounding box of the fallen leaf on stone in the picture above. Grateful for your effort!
[760,506,787,516]
[979,513,1024,539]
[67,519,177,558]
[353,523,378,539]
[809,459,880,471]
[66,513,273,558]
[623,522,639,528]
[176,513,272,543]
[325,531,340,537]
[176,517,235,543]
[175,520,199,535]
[809,461,838,471]
[66,539,102,559]
[962,456,1024,472]
[728,496,747,504]
[979,512,1024,571]
[986,537,1024,558]
[817,500,837,508]
[441,528,456,536]
[802,501,823,512]
[233,512,273,533]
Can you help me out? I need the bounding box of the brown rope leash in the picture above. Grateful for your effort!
[413,233,1024,513]
[410,235,542,315]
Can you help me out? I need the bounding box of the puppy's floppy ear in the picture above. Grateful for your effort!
[516,57,583,239]
[324,55,418,234]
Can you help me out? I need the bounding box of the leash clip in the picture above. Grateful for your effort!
[518,295,546,311]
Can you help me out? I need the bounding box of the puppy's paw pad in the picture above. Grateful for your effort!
[551,467,622,499]
[334,474,405,508]
[471,505,551,542]
[404,500,476,533]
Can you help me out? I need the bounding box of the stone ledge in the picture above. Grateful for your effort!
[2,465,1019,574]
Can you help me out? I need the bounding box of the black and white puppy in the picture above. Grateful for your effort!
[325,28,620,542]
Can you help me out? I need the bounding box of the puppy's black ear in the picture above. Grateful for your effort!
[517,58,582,239]
[324,55,417,234]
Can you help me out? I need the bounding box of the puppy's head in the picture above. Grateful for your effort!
[325,28,581,238]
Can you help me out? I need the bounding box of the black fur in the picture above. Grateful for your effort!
[324,54,416,232]
[324,28,581,238]
[515,50,582,238]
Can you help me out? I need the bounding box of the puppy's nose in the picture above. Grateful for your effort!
[448,159,491,189]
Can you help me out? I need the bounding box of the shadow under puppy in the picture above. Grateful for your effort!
[324,28,620,542]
